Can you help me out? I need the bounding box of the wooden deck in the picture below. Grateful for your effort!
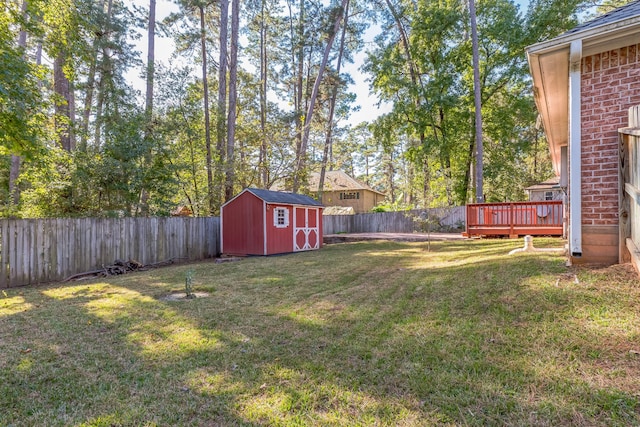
[465,201,564,238]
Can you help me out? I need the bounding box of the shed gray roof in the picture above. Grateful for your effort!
[246,188,323,206]
[563,0,640,36]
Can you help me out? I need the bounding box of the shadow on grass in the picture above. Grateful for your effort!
[1,239,638,426]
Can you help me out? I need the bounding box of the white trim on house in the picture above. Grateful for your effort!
[527,15,640,55]
[569,39,583,257]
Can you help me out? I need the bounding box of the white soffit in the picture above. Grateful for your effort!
[529,48,569,175]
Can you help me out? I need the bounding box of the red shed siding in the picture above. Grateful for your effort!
[579,43,640,263]
[222,192,265,255]
[265,204,294,255]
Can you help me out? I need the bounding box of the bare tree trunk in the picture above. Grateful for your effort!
[318,0,349,201]
[383,0,427,207]
[94,0,114,148]
[216,0,229,209]
[81,38,99,151]
[259,0,268,187]
[69,79,76,150]
[9,155,21,207]
[289,0,304,189]
[463,130,475,204]
[386,150,395,203]
[145,0,156,120]
[224,0,239,202]
[139,0,156,216]
[54,52,74,152]
[293,0,349,193]
[200,4,215,215]
[81,0,107,151]
[469,0,484,203]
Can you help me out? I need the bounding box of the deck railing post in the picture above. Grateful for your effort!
[464,201,562,238]
[510,203,515,237]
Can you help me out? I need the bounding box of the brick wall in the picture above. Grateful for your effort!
[581,44,640,226]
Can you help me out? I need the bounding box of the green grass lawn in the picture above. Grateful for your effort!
[1,238,639,426]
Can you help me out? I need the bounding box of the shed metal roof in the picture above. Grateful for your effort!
[245,188,323,206]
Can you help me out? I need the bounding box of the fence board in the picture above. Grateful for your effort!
[0,217,220,289]
[322,207,465,235]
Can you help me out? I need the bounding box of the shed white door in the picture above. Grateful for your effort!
[294,207,319,251]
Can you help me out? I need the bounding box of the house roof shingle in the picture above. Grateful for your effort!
[525,178,561,191]
[307,170,385,195]
[563,0,640,36]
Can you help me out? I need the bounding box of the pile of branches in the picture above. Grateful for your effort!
[103,259,143,276]
[64,258,174,282]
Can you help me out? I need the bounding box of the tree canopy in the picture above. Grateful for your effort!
[0,0,621,217]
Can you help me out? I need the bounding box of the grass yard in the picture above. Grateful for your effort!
[1,238,639,426]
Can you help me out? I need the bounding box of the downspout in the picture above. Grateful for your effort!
[569,40,582,257]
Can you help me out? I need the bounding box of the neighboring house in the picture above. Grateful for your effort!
[307,170,386,214]
[170,205,193,217]
[525,179,564,202]
[527,0,640,265]
[322,206,355,215]
[221,188,323,256]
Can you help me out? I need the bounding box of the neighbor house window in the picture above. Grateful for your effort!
[545,191,554,201]
[340,192,360,200]
[274,207,289,228]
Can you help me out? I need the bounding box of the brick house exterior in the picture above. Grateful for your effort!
[527,1,640,265]
[582,45,640,227]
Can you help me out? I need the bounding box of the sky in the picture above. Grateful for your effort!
[128,0,533,126]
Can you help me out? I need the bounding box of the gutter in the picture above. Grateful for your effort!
[527,15,640,55]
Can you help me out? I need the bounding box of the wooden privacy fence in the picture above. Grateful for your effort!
[465,201,563,238]
[619,104,640,272]
[0,217,220,289]
[322,207,465,235]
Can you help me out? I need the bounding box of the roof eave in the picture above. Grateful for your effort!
[527,49,568,176]
[526,13,640,176]
[527,15,640,55]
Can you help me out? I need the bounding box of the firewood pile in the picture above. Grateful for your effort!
[64,258,174,282]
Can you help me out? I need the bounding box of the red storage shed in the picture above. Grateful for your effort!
[221,188,324,256]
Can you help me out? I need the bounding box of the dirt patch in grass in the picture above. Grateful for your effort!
[159,291,211,302]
